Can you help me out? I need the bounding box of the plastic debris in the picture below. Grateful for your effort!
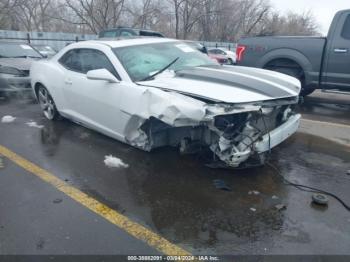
[26,121,44,129]
[250,207,257,212]
[275,204,287,211]
[213,179,232,191]
[1,115,16,123]
[248,190,260,195]
[272,195,279,200]
[104,155,129,168]
[312,193,329,206]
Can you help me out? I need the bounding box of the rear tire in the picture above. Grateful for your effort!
[37,85,59,120]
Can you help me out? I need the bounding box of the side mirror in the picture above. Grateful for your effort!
[86,69,120,83]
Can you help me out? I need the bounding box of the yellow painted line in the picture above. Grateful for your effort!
[0,145,191,256]
[301,118,350,129]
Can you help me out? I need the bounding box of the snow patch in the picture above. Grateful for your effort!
[26,121,44,129]
[104,155,129,169]
[1,115,16,123]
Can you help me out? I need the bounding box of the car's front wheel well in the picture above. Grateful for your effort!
[34,82,44,99]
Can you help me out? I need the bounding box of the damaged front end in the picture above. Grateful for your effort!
[122,88,300,168]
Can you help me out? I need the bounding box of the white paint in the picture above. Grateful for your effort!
[248,190,260,195]
[104,155,129,169]
[175,44,195,53]
[21,44,32,50]
[1,115,16,123]
[26,121,44,129]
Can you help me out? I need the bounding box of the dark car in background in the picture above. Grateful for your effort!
[237,9,350,96]
[99,27,164,38]
[0,42,43,95]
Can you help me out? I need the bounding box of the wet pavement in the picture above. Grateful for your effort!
[0,90,350,255]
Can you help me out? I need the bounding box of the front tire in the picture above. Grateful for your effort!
[37,85,59,120]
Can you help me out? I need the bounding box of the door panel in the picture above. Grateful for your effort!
[58,48,127,140]
[324,14,350,89]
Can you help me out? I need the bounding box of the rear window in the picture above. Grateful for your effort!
[341,15,350,39]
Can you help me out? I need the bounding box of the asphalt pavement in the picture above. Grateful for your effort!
[0,90,350,257]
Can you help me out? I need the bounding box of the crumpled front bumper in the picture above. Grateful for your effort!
[254,114,301,153]
[0,74,31,92]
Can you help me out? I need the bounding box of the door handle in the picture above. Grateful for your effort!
[334,48,348,53]
[65,79,72,85]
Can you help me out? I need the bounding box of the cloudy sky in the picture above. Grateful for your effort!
[269,0,349,35]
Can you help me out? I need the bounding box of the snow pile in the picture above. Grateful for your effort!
[104,155,129,169]
[1,115,16,123]
[26,121,44,129]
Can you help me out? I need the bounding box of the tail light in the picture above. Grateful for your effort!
[236,45,246,63]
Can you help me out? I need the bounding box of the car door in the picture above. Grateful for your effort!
[58,48,125,140]
[323,13,350,90]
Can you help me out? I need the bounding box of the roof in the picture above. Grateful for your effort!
[82,37,179,48]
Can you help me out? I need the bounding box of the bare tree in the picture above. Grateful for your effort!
[0,0,320,40]
[64,0,125,33]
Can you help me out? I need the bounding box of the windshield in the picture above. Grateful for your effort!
[113,41,217,81]
[0,43,42,58]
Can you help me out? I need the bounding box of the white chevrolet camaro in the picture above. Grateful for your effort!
[30,37,301,168]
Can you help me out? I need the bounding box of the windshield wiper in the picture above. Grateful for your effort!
[140,57,179,82]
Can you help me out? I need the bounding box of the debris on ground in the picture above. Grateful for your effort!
[26,121,44,129]
[1,115,16,123]
[312,193,329,206]
[79,132,90,139]
[250,207,257,212]
[248,190,260,195]
[104,155,129,169]
[213,179,232,191]
[275,204,287,211]
[53,198,62,204]
[272,195,279,200]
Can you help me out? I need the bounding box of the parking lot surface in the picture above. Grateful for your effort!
[0,90,350,255]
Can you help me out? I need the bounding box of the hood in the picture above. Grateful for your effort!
[139,65,301,103]
[0,58,36,71]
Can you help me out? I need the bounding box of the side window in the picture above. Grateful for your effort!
[59,49,82,72]
[341,15,350,39]
[79,49,121,80]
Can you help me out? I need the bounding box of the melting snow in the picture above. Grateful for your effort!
[1,115,16,123]
[26,121,44,129]
[104,155,129,169]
